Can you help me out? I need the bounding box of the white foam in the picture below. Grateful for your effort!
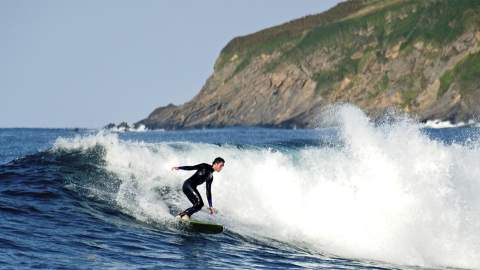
[130,124,149,132]
[423,119,475,129]
[54,106,480,269]
[102,123,151,133]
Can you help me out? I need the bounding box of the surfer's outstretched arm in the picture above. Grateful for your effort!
[172,164,203,171]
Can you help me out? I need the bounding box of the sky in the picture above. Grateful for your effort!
[1,0,342,128]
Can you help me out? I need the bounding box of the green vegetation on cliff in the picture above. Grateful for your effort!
[220,0,480,81]
[439,51,480,97]
[457,51,480,95]
[216,0,375,71]
[438,69,455,97]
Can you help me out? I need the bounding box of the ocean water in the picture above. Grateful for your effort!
[1,106,480,270]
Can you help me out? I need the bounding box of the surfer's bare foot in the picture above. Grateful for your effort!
[181,215,190,221]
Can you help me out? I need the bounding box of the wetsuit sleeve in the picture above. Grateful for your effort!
[206,177,213,207]
[177,164,203,170]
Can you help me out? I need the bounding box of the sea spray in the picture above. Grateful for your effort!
[53,106,480,269]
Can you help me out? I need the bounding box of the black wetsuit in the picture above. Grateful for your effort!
[178,163,214,217]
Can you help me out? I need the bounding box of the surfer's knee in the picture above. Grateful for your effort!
[196,200,204,210]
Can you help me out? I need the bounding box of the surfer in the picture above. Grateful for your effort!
[172,157,225,220]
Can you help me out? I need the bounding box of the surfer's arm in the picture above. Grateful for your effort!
[206,178,213,208]
[175,164,203,171]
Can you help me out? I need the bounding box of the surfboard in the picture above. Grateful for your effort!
[178,219,224,234]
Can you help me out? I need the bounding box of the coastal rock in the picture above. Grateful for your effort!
[138,0,480,129]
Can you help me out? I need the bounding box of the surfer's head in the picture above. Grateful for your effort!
[212,157,225,172]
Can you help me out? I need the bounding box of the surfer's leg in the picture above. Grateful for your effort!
[179,182,204,217]
[191,188,204,214]
[182,181,198,205]
[184,188,204,217]
[177,181,196,218]
[182,189,204,217]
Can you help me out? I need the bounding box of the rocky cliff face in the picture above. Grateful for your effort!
[138,0,480,129]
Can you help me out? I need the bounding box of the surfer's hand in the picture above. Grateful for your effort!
[208,207,216,215]
[171,166,179,171]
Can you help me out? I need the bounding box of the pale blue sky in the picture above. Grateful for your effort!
[1,0,341,128]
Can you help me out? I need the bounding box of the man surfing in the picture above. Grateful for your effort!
[172,157,225,220]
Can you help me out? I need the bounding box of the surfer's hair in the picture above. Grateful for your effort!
[213,157,225,164]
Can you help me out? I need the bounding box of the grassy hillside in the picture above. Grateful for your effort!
[439,51,480,97]
[219,0,480,79]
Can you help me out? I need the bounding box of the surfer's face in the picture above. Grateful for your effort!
[213,162,224,172]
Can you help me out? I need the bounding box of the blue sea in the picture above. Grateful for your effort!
[1,107,480,269]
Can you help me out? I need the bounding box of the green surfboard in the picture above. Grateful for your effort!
[179,219,224,234]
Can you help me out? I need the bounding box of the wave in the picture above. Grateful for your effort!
[49,106,480,269]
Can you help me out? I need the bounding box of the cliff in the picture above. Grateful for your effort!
[138,0,480,129]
